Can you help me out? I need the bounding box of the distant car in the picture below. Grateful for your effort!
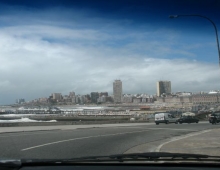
[178,116,199,124]
[209,112,220,124]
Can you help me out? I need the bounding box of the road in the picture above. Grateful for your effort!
[0,122,218,159]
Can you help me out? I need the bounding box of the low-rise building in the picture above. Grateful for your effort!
[122,94,133,103]
[39,98,48,103]
[192,94,220,104]
[97,96,106,103]
[133,98,141,103]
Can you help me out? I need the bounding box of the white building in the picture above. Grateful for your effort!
[133,98,141,103]
[97,96,106,103]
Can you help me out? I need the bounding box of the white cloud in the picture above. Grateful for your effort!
[0,7,219,104]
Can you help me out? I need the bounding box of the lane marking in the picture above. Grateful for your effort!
[21,127,199,151]
[147,128,196,131]
[21,129,150,151]
[155,129,212,152]
[115,127,195,130]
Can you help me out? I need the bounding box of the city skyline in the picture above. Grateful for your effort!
[15,89,220,106]
[15,79,220,105]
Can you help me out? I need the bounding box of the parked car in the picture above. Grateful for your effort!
[178,116,199,124]
[155,113,179,125]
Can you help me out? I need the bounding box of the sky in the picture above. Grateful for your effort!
[0,0,220,104]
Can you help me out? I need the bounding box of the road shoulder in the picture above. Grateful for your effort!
[125,127,220,156]
[160,127,220,156]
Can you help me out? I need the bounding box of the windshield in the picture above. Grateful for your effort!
[0,0,220,163]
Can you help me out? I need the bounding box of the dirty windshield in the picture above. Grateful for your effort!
[0,0,220,161]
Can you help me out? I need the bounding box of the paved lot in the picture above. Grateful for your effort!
[0,122,218,159]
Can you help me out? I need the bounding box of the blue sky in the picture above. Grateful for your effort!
[0,0,220,104]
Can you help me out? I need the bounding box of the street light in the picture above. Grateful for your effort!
[169,14,220,67]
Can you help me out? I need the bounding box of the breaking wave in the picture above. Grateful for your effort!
[0,118,57,123]
[0,114,36,117]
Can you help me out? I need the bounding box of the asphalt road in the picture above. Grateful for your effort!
[0,122,218,159]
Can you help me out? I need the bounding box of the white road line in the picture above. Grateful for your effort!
[21,127,198,151]
[155,129,212,152]
[21,129,150,151]
[147,128,196,131]
[114,127,195,130]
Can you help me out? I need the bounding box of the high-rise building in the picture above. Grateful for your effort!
[16,98,25,104]
[91,92,99,103]
[52,93,62,100]
[113,80,122,103]
[157,81,171,97]
[69,92,75,98]
[99,92,108,97]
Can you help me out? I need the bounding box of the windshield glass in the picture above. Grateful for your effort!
[0,0,220,162]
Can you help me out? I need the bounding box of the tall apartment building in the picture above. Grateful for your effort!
[69,92,75,98]
[156,81,171,97]
[91,92,99,103]
[52,93,62,100]
[113,80,122,103]
[16,98,25,104]
[99,92,108,97]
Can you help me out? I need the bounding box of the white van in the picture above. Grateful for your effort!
[155,113,178,125]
